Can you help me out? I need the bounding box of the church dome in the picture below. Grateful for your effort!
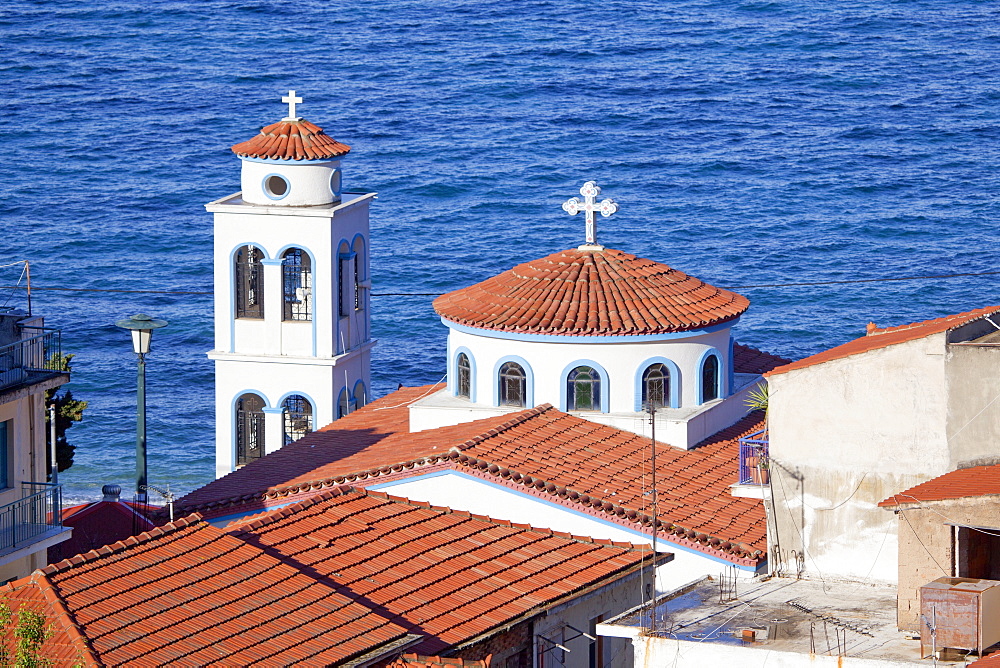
[231,118,351,161]
[433,247,750,337]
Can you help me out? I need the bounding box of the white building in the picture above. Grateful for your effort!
[207,92,375,477]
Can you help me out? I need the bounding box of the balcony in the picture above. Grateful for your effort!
[0,483,69,567]
[732,429,769,499]
[0,327,63,392]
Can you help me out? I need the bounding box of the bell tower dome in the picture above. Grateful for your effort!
[207,91,375,478]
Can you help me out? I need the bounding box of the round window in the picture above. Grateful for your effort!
[263,174,289,200]
[330,169,342,196]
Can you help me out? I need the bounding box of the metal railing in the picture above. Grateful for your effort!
[0,483,63,553]
[0,328,62,391]
[738,429,769,485]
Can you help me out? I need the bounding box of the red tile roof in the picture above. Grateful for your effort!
[433,248,750,336]
[230,487,655,655]
[28,514,411,666]
[971,653,1000,667]
[879,464,1000,507]
[49,500,156,564]
[388,655,490,668]
[767,305,1000,377]
[177,387,767,565]
[231,118,351,161]
[732,342,791,374]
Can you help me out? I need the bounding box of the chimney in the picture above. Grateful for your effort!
[102,484,122,503]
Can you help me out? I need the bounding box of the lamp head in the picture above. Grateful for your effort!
[115,313,168,355]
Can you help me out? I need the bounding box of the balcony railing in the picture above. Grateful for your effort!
[0,328,62,391]
[0,483,63,554]
[738,429,769,485]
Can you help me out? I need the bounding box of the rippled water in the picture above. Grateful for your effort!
[1,0,998,503]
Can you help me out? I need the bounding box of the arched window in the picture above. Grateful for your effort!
[499,362,526,407]
[282,394,313,446]
[702,354,720,402]
[354,381,368,409]
[338,388,350,419]
[457,353,471,399]
[235,393,265,466]
[282,248,312,321]
[234,245,264,319]
[567,366,600,411]
[352,237,365,312]
[642,363,670,409]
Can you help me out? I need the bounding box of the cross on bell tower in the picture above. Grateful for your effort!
[562,181,619,248]
[282,90,303,120]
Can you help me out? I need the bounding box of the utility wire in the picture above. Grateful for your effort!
[0,268,998,298]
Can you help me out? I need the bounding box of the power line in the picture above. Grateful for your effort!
[0,268,997,298]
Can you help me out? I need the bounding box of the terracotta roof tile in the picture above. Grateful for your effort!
[22,514,411,666]
[879,464,1000,507]
[768,305,1000,377]
[231,118,351,161]
[177,383,769,565]
[230,487,654,654]
[433,248,750,336]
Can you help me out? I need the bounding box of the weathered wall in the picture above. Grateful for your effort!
[893,495,1000,631]
[767,334,951,582]
[944,344,1000,469]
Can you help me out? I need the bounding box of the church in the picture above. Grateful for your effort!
[189,92,785,592]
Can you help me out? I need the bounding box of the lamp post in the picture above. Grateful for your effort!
[115,314,167,504]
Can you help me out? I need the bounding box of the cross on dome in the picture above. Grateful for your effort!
[282,90,303,120]
[562,181,619,248]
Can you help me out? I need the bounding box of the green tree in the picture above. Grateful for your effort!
[43,354,87,478]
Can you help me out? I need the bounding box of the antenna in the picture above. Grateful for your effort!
[142,483,176,522]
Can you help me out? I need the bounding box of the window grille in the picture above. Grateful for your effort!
[354,253,361,311]
[567,366,600,411]
[282,249,312,321]
[338,389,350,418]
[499,362,526,407]
[354,382,368,409]
[457,353,471,399]
[642,363,670,409]
[235,245,264,319]
[702,354,720,402]
[282,394,313,446]
[339,252,356,318]
[236,393,265,465]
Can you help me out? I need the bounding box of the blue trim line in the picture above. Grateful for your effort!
[277,244,319,357]
[330,168,343,198]
[452,346,477,402]
[230,390,270,473]
[493,355,534,408]
[242,156,340,166]
[277,390,317,412]
[353,380,368,408]
[633,357,682,411]
[695,347,724,404]
[368,469,757,570]
[442,317,737,343]
[262,173,291,201]
[728,335,735,395]
[208,501,298,526]
[228,243,271,352]
[560,359,610,413]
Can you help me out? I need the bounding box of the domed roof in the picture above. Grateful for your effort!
[433,247,750,337]
[232,118,351,161]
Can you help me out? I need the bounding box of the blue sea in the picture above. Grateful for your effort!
[1,0,998,504]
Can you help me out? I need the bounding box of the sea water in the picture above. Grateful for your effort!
[0,0,998,503]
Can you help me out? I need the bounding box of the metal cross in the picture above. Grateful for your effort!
[282,90,303,119]
[562,181,619,246]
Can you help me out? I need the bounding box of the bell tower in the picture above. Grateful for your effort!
[207,91,375,477]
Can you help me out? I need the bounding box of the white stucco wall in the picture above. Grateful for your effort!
[766,334,950,583]
[368,470,758,593]
[239,158,343,207]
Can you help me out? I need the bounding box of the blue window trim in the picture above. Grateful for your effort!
[353,380,368,408]
[277,244,319,357]
[262,173,291,201]
[493,355,534,408]
[441,317,737,344]
[728,335,735,396]
[696,348,724,404]
[330,168,343,198]
[337,387,351,418]
[633,357,682,411]
[229,243,271,353]
[452,346,477,402]
[560,359,610,413]
[277,390,317,413]
[231,391,270,469]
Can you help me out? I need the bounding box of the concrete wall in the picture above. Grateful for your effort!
[892,496,1000,631]
[767,334,952,582]
[944,344,1000,469]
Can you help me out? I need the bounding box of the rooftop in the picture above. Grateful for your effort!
[601,576,971,665]
[767,305,1000,377]
[433,247,750,337]
[231,118,351,161]
[879,464,1000,507]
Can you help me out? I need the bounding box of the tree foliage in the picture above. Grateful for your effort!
[43,354,87,478]
[0,603,52,667]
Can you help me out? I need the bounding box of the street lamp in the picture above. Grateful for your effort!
[115,313,168,504]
